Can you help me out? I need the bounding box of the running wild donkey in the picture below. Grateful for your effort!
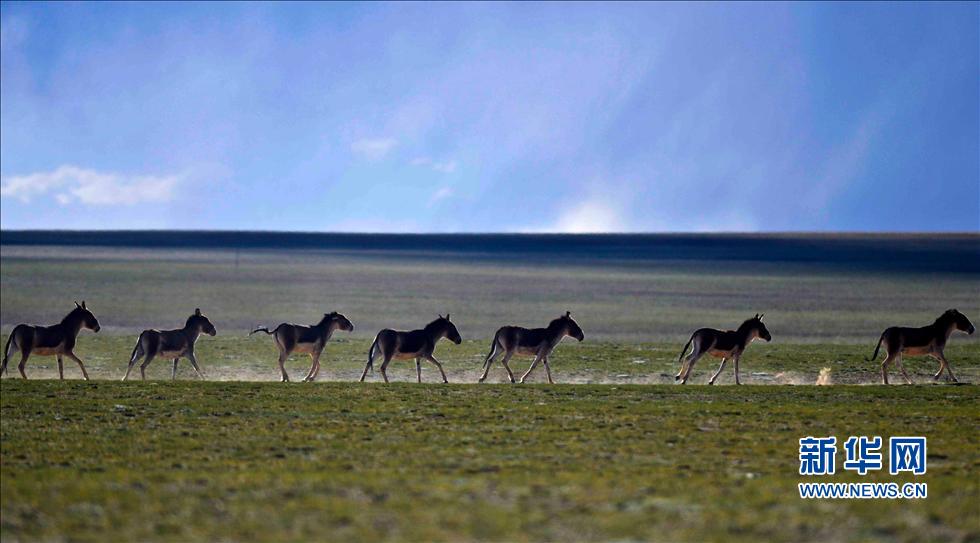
[868,309,975,385]
[675,314,772,385]
[479,311,585,384]
[359,315,462,383]
[250,312,354,382]
[123,308,217,381]
[2,301,101,380]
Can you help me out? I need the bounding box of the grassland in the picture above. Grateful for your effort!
[2,238,979,542]
[2,243,978,343]
[2,381,978,542]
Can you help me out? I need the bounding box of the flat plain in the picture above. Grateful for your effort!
[1,233,979,542]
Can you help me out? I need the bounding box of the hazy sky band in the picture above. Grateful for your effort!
[1,2,977,232]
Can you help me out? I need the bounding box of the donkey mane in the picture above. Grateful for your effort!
[424,318,449,332]
[736,318,760,334]
[547,316,568,330]
[935,309,959,326]
[61,306,88,325]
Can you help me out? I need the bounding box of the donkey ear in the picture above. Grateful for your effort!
[75,301,81,308]
[81,301,87,309]
[445,313,451,321]
[759,313,764,320]
[566,311,571,317]
[195,308,201,316]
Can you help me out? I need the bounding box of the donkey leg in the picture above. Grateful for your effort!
[278,353,290,382]
[500,353,516,383]
[542,357,554,384]
[380,355,393,383]
[185,353,205,380]
[172,358,179,380]
[359,355,374,382]
[310,353,323,382]
[733,356,742,385]
[479,347,499,383]
[519,353,545,384]
[65,352,90,380]
[680,352,703,385]
[123,344,144,381]
[894,355,913,385]
[17,351,30,379]
[57,355,65,380]
[303,353,318,382]
[880,354,895,385]
[938,353,958,383]
[140,354,156,381]
[427,355,449,384]
[416,357,423,383]
[708,358,727,385]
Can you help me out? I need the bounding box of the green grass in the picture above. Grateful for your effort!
[2,381,977,542]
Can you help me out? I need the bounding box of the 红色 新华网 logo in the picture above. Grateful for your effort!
[797,436,927,499]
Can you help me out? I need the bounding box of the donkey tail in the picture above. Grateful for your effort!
[866,332,885,362]
[249,326,273,336]
[366,335,380,373]
[483,330,503,370]
[677,332,696,362]
[127,331,145,364]
[1,327,19,375]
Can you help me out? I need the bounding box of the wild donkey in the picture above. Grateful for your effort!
[479,311,585,384]
[249,312,354,382]
[868,309,975,385]
[2,301,101,380]
[359,315,462,383]
[123,308,217,381]
[675,314,771,385]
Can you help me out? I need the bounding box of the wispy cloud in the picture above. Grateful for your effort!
[411,157,457,174]
[350,138,398,160]
[1,165,181,206]
[428,186,454,206]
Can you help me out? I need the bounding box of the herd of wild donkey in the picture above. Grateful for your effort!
[0,302,975,385]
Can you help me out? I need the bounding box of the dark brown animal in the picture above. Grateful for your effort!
[675,314,772,385]
[359,315,462,383]
[868,309,975,384]
[479,311,585,384]
[2,301,101,380]
[122,308,217,381]
[249,312,354,382]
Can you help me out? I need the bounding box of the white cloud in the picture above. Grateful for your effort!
[411,157,457,174]
[553,200,626,233]
[521,199,627,233]
[0,165,180,206]
[350,138,398,160]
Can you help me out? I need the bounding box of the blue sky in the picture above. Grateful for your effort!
[1,2,977,232]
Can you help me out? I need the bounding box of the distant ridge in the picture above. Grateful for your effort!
[2,230,978,273]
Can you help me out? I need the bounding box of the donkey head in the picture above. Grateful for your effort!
[327,311,355,333]
[562,311,585,342]
[748,313,772,342]
[73,300,101,332]
[437,314,462,344]
[944,309,975,335]
[187,308,217,336]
